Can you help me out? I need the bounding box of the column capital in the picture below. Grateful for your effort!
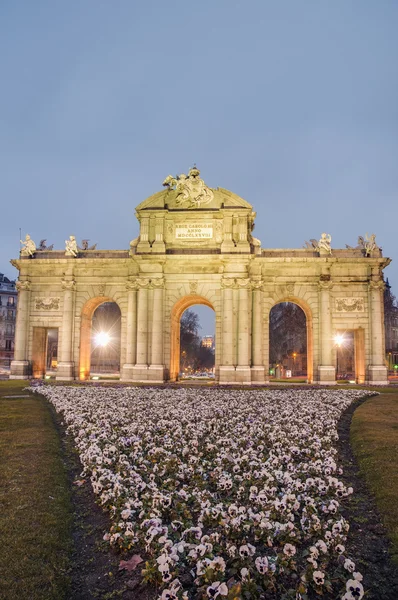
[136,278,151,289]
[236,277,251,289]
[251,279,263,290]
[221,277,235,289]
[369,280,385,291]
[16,280,31,291]
[151,277,165,289]
[318,278,333,291]
[61,279,76,291]
[126,280,139,291]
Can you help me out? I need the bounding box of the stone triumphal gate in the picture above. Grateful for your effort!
[10,168,390,385]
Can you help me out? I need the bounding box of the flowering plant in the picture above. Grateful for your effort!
[34,386,372,599]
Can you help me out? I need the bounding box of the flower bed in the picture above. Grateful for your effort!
[34,386,372,600]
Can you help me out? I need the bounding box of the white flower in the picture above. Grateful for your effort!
[343,578,364,600]
[313,570,325,585]
[283,543,296,557]
[255,556,269,574]
[344,559,356,573]
[239,543,256,558]
[206,581,228,598]
[240,567,249,581]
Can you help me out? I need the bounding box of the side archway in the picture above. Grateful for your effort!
[79,296,121,380]
[268,297,314,383]
[169,294,215,382]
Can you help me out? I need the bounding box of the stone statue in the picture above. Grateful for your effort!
[38,239,54,251]
[162,166,214,207]
[364,233,378,256]
[79,239,97,251]
[65,235,78,257]
[345,234,379,255]
[20,234,36,257]
[303,239,318,249]
[317,233,332,254]
[345,236,365,250]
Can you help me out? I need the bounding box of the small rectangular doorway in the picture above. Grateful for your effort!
[32,327,58,378]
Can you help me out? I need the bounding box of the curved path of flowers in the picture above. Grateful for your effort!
[34,386,372,600]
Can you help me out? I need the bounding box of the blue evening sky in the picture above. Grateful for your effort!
[1,1,397,333]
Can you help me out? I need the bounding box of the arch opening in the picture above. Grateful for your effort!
[169,295,215,382]
[334,330,359,383]
[269,300,313,382]
[79,298,121,380]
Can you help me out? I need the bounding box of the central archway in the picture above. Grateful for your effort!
[169,294,215,382]
[268,297,314,383]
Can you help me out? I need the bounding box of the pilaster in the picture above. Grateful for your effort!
[251,280,265,383]
[317,277,336,384]
[10,280,31,378]
[121,280,138,381]
[367,279,388,384]
[219,277,236,383]
[236,278,251,383]
[132,278,150,380]
[148,277,165,382]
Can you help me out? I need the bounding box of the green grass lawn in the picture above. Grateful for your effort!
[350,387,398,562]
[0,381,72,600]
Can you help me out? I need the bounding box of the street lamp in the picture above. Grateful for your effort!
[292,352,297,376]
[95,331,111,347]
[334,334,344,380]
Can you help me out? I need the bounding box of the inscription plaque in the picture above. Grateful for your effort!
[175,223,213,240]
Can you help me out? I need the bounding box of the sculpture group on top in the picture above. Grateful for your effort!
[302,232,380,257]
[20,234,97,258]
[162,166,215,208]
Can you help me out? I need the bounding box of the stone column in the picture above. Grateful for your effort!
[148,277,165,382]
[10,280,31,378]
[368,280,388,384]
[251,281,265,383]
[133,278,150,381]
[317,279,336,384]
[56,279,76,380]
[236,278,251,383]
[219,278,235,383]
[121,281,138,381]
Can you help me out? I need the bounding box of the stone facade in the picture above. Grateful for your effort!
[10,168,390,385]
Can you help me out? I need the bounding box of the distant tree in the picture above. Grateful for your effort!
[269,302,306,365]
[180,309,214,372]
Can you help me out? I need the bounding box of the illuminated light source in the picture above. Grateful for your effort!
[95,331,111,347]
[334,334,344,347]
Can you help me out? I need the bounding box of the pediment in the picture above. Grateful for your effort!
[135,190,166,211]
[216,187,253,209]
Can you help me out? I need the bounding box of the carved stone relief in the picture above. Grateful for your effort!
[335,298,365,312]
[35,297,60,310]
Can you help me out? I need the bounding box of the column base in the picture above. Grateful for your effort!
[367,366,389,386]
[317,366,337,385]
[10,360,31,379]
[147,365,165,383]
[132,364,149,382]
[56,362,75,381]
[251,366,265,384]
[151,241,165,253]
[219,365,236,384]
[120,364,135,381]
[235,366,252,384]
